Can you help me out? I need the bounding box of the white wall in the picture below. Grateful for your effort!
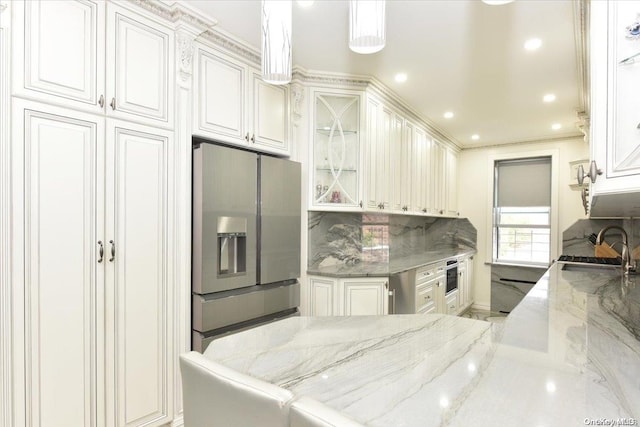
[458,137,588,310]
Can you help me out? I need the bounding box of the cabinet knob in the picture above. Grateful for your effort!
[245,132,250,142]
[98,95,105,108]
[110,97,116,110]
[359,201,363,208]
[251,134,255,143]
[577,161,602,185]
[422,208,427,213]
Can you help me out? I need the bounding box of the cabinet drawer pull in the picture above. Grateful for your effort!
[98,95,105,108]
[109,240,116,262]
[98,240,104,263]
[110,97,116,110]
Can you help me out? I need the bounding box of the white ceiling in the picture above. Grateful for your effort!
[183,0,586,149]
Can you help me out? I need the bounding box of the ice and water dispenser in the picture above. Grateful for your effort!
[217,216,247,277]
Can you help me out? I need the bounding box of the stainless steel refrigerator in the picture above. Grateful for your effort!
[191,142,301,351]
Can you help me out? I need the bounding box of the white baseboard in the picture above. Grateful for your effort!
[171,415,184,427]
[471,302,490,311]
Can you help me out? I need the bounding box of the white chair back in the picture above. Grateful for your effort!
[289,396,365,427]
[180,351,294,427]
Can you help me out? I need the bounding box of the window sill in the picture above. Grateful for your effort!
[483,261,549,270]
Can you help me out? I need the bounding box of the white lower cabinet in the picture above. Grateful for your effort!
[13,99,173,427]
[446,290,459,315]
[309,276,389,316]
[457,255,474,313]
[309,276,338,316]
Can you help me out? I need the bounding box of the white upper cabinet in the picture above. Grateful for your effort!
[106,2,173,125]
[13,0,174,128]
[446,147,459,216]
[389,111,405,212]
[193,45,290,156]
[13,0,106,110]
[590,0,640,216]
[310,89,362,209]
[251,70,290,153]
[365,95,391,211]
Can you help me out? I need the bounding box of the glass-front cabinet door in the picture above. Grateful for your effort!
[311,90,362,209]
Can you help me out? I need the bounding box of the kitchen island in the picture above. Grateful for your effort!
[202,263,640,426]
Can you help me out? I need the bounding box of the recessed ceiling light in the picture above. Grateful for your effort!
[296,0,314,7]
[543,94,556,103]
[546,381,557,393]
[551,123,562,130]
[394,73,407,83]
[524,38,542,51]
[444,111,454,119]
[471,134,480,140]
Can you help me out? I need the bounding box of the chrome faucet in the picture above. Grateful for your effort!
[596,225,636,275]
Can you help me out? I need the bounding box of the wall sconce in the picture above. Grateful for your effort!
[261,0,292,84]
[349,0,386,54]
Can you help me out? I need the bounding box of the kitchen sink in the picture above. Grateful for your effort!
[557,255,621,271]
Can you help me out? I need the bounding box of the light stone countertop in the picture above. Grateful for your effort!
[204,263,640,426]
[307,248,476,277]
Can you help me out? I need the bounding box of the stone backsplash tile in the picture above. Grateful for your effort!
[308,212,477,271]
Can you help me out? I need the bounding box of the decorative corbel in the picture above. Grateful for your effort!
[176,31,195,88]
[576,111,590,144]
[291,83,304,123]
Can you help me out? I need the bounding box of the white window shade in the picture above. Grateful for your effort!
[496,157,551,207]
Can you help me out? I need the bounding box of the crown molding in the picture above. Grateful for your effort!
[461,133,584,151]
[197,26,261,66]
[131,0,217,32]
[292,66,462,152]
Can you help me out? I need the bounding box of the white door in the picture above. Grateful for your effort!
[251,71,289,155]
[106,2,173,127]
[377,106,392,209]
[365,96,381,210]
[446,149,458,216]
[193,47,248,146]
[401,121,414,212]
[390,113,404,212]
[105,121,172,427]
[15,100,105,427]
[411,125,425,213]
[340,278,389,316]
[13,0,105,111]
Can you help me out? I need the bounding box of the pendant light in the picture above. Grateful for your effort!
[261,0,292,84]
[349,0,386,54]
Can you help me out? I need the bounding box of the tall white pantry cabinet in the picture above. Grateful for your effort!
[5,1,180,426]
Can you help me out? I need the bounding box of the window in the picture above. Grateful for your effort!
[362,215,389,263]
[493,157,551,266]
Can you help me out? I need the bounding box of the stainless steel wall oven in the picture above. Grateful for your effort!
[445,259,458,294]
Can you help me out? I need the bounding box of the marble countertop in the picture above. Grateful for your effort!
[204,263,640,426]
[307,248,476,277]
